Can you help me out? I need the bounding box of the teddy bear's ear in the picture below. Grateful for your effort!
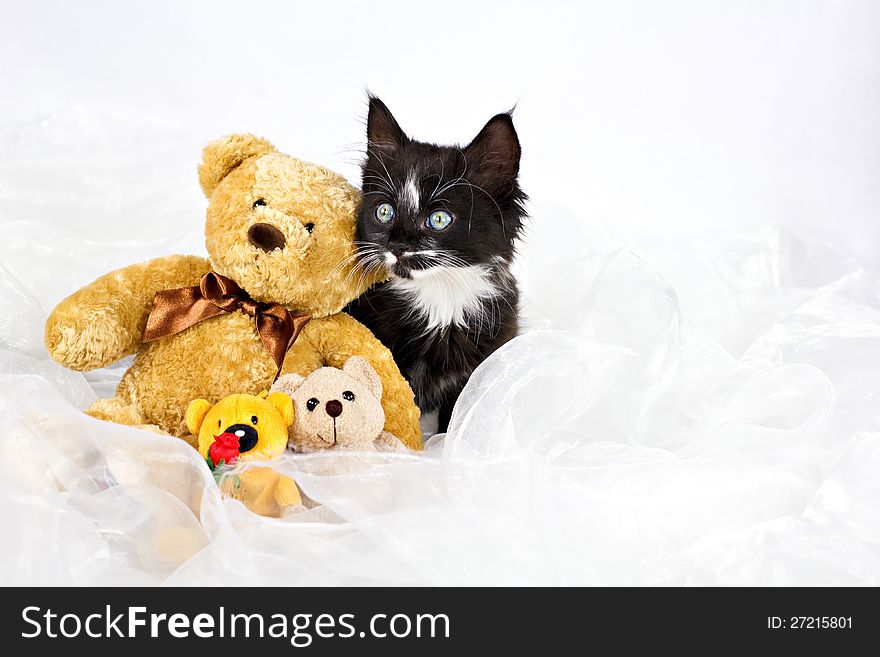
[343,356,383,400]
[270,373,306,398]
[198,133,275,198]
[266,392,295,427]
[185,399,213,435]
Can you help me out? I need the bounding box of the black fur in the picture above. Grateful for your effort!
[346,96,527,433]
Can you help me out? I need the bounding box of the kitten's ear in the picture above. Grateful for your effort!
[367,95,407,151]
[464,113,521,193]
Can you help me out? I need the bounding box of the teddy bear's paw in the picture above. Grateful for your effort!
[133,423,169,435]
[45,307,131,371]
[86,397,148,426]
[273,474,303,508]
[375,431,407,452]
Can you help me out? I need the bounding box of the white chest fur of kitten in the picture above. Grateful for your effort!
[388,264,500,332]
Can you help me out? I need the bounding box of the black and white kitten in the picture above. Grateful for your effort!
[347,96,527,434]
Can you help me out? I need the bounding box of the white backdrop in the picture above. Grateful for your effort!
[1,1,879,585]
[3,0,878,260]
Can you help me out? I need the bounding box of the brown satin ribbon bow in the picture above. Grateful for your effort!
[143,272,310,374]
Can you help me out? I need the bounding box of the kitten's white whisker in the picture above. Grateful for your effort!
[429,158,445,200]
[361,174,395,196]
[366,149,399,197]
[444,179,507,239]
[429,149,468,202]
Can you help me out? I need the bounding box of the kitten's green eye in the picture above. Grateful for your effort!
[427,210,454,231]
[375,203,395,224]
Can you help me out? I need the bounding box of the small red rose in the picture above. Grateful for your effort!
[208,432,240,467]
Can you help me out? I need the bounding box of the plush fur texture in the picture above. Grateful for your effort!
[45,134,422,449]
[347,97,527,432]
[271,356,403,453]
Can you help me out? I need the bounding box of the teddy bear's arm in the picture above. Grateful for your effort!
[45,255,210,371]
[280,334,325,378]
[288,313,422,450]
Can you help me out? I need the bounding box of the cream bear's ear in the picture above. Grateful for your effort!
[271,373,306,398]
[342,356,383,400]
[185,399,213,436]
[266,392,295,427]
[198,133,275,198]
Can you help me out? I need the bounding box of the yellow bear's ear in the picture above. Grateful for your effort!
[266,392,294,427]
[198,133,275,198]
[185,399,213,436]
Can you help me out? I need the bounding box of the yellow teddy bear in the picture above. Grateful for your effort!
[44,134,421,449]
[186,390,302,517]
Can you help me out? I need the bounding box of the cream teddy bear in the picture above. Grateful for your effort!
[271,356,403,453]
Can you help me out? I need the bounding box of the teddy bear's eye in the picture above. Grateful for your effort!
[253,198,267,208]
[217,419,222,428]
[251,415,258,425]
[306,398,319,412]
[304,223,315,234]
[342,391,355,401]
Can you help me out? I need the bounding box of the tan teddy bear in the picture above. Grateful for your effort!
[44,134,421,449]
[271,356,404,453]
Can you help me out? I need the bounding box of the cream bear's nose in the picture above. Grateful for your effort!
[325,400,343,418]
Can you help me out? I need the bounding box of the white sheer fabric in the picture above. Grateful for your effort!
[1,114,878,585]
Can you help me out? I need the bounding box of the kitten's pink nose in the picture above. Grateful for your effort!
[325,400,343,418]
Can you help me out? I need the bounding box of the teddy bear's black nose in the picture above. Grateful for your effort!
[226,423,258,452]
[248,223,286,252]
[325,400,343,418]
